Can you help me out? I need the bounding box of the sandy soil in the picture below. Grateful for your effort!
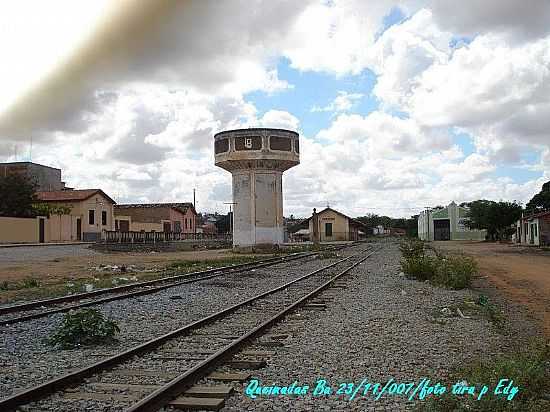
[434,240,550,338]
[0,248,243,283]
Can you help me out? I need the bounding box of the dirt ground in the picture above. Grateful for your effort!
[434,240,550,338]
[0,247,245,283]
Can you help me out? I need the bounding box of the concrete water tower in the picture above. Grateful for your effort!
[214,128,300,250]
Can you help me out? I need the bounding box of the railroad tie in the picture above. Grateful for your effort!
[227,359,266,370]
[207,371,251,382]
[303,303,327,310]
[169,396,225,411]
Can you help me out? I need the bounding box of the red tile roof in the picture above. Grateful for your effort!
[36,189,115,204]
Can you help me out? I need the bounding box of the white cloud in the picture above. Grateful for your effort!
[259,110,300,131]
[311,91,364,113]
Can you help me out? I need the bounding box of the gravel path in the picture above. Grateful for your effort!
[0,244,367,400]
[220,241,510,411]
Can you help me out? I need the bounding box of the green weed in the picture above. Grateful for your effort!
[46,309,119,349]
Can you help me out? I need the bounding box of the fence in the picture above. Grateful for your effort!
[289,231,360,243]
[102,230,231,244]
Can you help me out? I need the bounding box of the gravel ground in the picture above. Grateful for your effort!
[0,244,367,401]
[218,241,525,412]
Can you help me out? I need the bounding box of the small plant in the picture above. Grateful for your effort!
[417,343,550,411]
[400,240,478,290]
[399,238,426,260]
[0,281,9,291]
[318,251,338,259]
[20,278,40,289]
[432,255,478,289]
[46,309,119,349]
[401,255,438,281]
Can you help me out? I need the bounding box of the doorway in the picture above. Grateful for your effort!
[39,218,45,243]
[76,218,82,241]
[433,219,451,241]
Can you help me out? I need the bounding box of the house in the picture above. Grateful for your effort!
[306,207,366,241]
[418,201,487,241]
[373,225,390,235]
[1,161,69,191]
[35,189,116,242]
[514,211,550,246]
[114,203,197,233]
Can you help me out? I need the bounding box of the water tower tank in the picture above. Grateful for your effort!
[214,128,300,249]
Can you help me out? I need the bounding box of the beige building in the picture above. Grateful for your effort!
[0,189,115,243]
[114,203,197,233]
[306,207,365,242]
[35,189,116,242]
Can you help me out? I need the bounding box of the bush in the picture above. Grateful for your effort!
[400,241,478,289]
[432,255,478,289]
[417,343,550,411]
[399,238,426,259]
[46,309,119,349]
[20,278,40,289]
[401,256,438,281]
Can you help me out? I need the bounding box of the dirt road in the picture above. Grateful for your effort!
[434,241,550,338]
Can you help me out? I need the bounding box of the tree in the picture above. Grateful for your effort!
[0,174,38,218]
[215,212,232,234]
[465,200,523,241]
[525,181,550,213]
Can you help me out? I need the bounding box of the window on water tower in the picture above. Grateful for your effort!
[325,223,333,237]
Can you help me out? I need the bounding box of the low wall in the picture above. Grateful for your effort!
[91,239,231,253]
[0,217,39,243]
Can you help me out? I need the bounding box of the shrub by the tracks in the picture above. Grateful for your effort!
[431,254,477,289]
[399,238,426,260]
[417,342,550,411]
[400,239,477,289]
[46,309,119,349]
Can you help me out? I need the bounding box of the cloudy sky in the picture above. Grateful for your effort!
[1,0,549,218]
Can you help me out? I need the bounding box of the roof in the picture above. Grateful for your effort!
[522,210,550,220]
[303,207,366,228]
[36,189,116,204]
[115,202,196,215]
[0,161,61,171]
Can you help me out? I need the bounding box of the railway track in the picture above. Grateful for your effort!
[0,245,378,412]
[0,247,343,325]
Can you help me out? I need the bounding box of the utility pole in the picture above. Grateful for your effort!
[425,207,431,241]
[312,208,320,250]
[193,188,197,235]
[223,201,237,242]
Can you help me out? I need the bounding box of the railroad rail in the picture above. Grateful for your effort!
[0,246,378,411]
[0,243,360,325]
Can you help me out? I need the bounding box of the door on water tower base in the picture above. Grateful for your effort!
[254,173,280,244]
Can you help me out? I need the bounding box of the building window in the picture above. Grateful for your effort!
[325,222,333,237]
[102,211,107,226]
[174,221,181,232]
[89,210,95,225]
[214,138,229,154]
[185,218,188,229]
[269,136,292,151]
[235,135,261,150]
[534,223,538,237]
[115,219,119,230]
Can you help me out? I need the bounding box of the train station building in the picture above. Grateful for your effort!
[418,201,487,241]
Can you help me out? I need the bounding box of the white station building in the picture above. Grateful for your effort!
[214,128,300,249]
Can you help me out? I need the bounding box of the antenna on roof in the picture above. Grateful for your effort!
[29,135,33,162]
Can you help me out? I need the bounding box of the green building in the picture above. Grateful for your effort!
[418,201,487,241]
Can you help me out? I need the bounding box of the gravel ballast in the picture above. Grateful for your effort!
[220,241,521,411]
[0,245,367,400]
